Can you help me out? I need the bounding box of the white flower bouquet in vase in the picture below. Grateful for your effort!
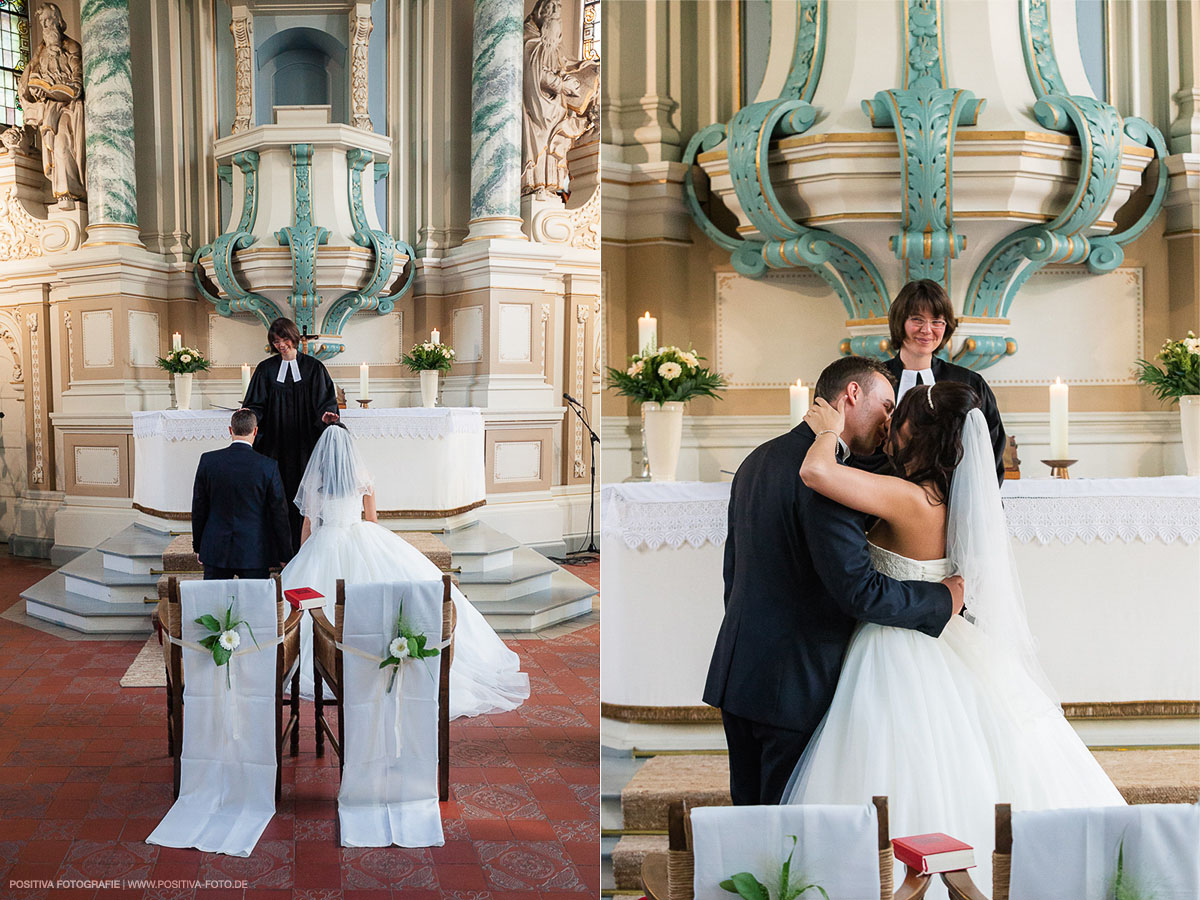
[156,346,212,411]
[607,346,726,482]
[1135,332,1200,475]
[402,340,455,408]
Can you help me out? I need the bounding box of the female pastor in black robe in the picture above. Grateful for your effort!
[242,318,339,552]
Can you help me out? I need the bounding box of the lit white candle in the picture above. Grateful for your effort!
[360,362,370,400]
[240,363,251,397]
[789,379,810,429]
[1049,378,1069,458]
[172,332,182,351]
[431,328,440,345]
[637,312,657,354]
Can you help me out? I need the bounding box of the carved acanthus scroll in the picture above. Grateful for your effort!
[349,4,373,131]
[230,8,253,133]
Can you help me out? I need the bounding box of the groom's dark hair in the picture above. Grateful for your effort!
[230,408,257,436]
[814,356,895,402]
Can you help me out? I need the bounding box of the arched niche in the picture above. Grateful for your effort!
[255,26,347,125]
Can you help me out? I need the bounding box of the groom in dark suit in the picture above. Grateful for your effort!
[703,356,965,805]
[191,408,294,580]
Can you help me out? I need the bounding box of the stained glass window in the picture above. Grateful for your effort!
[582,0,599,64]
[0,0,30,128]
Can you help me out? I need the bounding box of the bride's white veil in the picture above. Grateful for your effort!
[948,408,1061,711]
[293,425,374,522]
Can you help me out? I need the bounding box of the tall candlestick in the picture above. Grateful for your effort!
[172,332,182,351]
[789,379,810,429]
[431,328,440,345]
[1049,378,1069,458]
[240,363,251,397]
[637,312,657,355]
[360,362,370,400]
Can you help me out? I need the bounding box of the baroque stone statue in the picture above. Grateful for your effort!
[19,3,86,208]
[521,0,598,200]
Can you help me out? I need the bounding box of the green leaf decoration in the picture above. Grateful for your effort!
[213,645,231,667]
[195,614,221,632]
[719,879,738,894]
[725,872,769,900]
[199,634,219,650]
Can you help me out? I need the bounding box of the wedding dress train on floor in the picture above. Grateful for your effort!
[282,495,530,720]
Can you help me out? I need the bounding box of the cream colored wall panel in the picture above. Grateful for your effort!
[127,310,160,367]
[715,271,847,388]
[494,440,542,482]
[81,310,115,369]
[986,267,1144,387]
[338,310,404,364]
[453,306,484,363]
[207,314,267,367]
[498,303,533,362]
[74,446,122,486]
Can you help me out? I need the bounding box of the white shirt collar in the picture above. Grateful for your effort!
[835,435,850,463]
[230,438,254,447]
[276,357,302,383]
[896,367,935,403]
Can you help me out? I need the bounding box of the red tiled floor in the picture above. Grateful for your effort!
[0,552,600,897]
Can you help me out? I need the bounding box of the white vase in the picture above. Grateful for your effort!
[419,369,438,408]
[1181,395,1200,476]
[643,400,685,482]
[174,372,193,411]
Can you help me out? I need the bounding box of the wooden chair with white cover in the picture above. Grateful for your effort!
[158,575,301,801]
[986,802,1200,900]
[311,575,456,801]
[642,797,942,900]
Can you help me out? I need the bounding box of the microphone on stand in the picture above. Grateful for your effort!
[563,392,582,407]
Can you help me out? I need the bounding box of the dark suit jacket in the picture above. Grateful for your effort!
[884,355,1007,485]
[703,423,952,735]
[191,442,293,571]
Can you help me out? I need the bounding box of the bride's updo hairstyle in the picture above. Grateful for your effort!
[888,382,980,504]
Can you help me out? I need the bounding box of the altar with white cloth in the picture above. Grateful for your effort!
[132,408,486,531]
[600,477,1200,746]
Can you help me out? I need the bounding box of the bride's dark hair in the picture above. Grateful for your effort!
[888,382,981,505]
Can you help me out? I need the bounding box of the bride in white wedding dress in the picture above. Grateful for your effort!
[784,382,1123,896]
[281,424,529,719]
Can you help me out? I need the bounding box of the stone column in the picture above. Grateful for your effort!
[80,0,142,247]
[466,0,525,241]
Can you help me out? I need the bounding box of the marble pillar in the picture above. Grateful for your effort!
[466,0,525,241]
[80,0,142,246]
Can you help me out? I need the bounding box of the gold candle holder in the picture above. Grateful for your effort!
[1041,458,1077,479]
[357,398,371,408]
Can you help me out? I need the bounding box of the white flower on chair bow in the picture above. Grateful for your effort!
[194,599,260,689]
[379,601,441,694]
[721,835,830,900]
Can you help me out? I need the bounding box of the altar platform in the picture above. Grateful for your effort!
[600,477,1200,750]
[131,407,486,533]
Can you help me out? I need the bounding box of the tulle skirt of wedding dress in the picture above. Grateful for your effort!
[783,616,1125,898]
[282,520,530,720]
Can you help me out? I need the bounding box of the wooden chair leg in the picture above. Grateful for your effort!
[290,667,300,757]
[275,647,284,804]
[315,662,325,758]
[170,683,183,800]
[438,657,450,802]
[165,675,174,757]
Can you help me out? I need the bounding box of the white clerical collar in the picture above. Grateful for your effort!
[276,357,302,383]
[896,366,935,403]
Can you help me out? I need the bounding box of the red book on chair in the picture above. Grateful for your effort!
[892,833,975,874]
[284,587,324,611]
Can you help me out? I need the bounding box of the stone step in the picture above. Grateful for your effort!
[22,572,154,635]
[400,532,452,570]
[61,550,161,602]
[456,547,559,601]
[471,568,597,632]
[440,521,519,573]
[97,524,174,574]
[619,750,1200,832]
[612,835,668,891]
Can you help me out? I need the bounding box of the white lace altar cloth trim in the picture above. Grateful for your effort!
[132,408,484,442]
[604,478,1200,550]
[601,482,731,550]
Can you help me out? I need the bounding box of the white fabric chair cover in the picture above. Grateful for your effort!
[1010,804,1200,900]
[338,579,444,848]
[691,804,881,900]
[147,579,280,856]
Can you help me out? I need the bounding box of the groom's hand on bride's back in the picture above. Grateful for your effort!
[942,574,965,616]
